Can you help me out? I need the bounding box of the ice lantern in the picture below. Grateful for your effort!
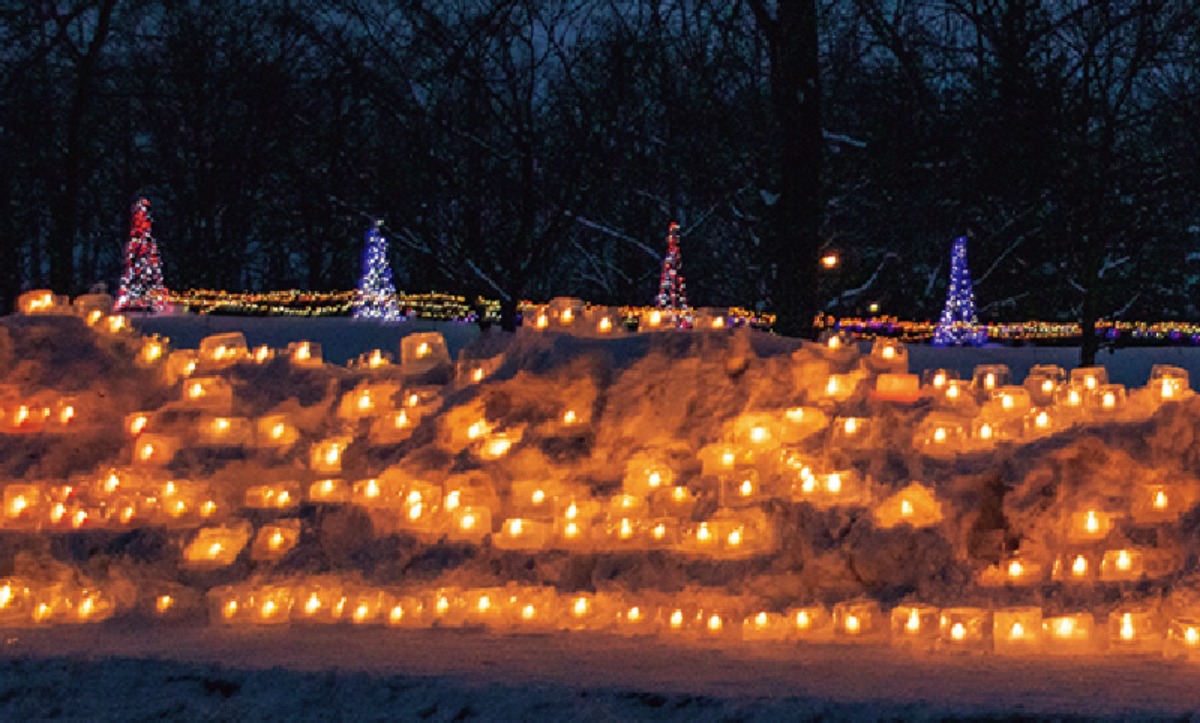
[18,289,68,315]
[401,332,451,374]
[586,306,622,335]
[971,365,1011,397]
[1149,365,1190,402]
[493,518,551,551]
[993,607,1043,656]
[254,415,298,449]
[250,520,301,561]
[872,482,942,529]
[1164,618,1200,661]
[73,293,113,322]
[692,307,729,331]
[196,416,251,447]
[622,453,674,497]
[199,332,248,366]
[817,330,857,361]
[288,341,322,367]
[183,523,251,569]
[1042,612,1097,654]
[1070,366,1108,392]
[914,413,968,457]
[787,605,833,641]
[868,338,907,372]
[547,297,584,329]
[874,374,920,403]
[937,607,991,653]
[985,386,1031,418]
[1091,384,1127,414]
[0,578,34,624]
[833,600,884,641]
[890,604,940,650]
[338,383,398,420]
[456,354,504,387]
[310,437,352,474]
[1025,364,1066,405]
[132,434,179,466]
[831,416,872,449]
[1107,606,1161,654]
[369,410,415,445]
[1068,508,1114,543]
[181,376,234,413]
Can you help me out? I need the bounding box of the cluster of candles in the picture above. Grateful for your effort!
[522,297,772,334]
[1,472,222,531]
[6,569,1200,663]
[184,581,1200,660]
[0,577,116,625]
[805,335,1192,453]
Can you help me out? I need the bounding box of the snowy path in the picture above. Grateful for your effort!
[2,624,1198,719]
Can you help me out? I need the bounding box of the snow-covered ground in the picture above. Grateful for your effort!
[5,312,1200,719]
[4,624,1199,719]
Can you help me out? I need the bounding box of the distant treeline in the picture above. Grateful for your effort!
[1,2,1197,349]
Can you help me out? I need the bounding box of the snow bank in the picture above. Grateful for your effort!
[4,312,1200,680]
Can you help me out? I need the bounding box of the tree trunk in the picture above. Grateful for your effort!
[1079,287,1098,367]
[753,1,823,339]
[50,0,117,295]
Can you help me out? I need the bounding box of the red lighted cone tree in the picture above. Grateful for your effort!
[115,198,166,312]
[654,222,690,326]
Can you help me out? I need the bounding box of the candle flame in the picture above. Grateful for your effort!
[670,610,684,628]
[1154,489,1168,509]
[156,595,173,614]
[1010,622,1025,639]
[905,608,920,632]
[1072,555,1088,576]
[707,614,722,632]
[1120,613,1134,641]
[795,610,811,629]
[950,622,965,640]
[844,614,861,634]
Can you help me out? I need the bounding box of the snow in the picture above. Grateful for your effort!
[4,313,1200,718]
[5,625,1200,719]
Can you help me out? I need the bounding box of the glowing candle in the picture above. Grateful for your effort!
[993,607,1043,655]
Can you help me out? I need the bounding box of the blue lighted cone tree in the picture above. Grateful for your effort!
[352,219,403,321]
[655,221,690,326]
[115,197,166,313]
[932,235,986,346]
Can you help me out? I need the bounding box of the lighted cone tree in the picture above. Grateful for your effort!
[655,221,690,326]
[932,235,986,346]
[352,219,403,321]
[115,197,166,313]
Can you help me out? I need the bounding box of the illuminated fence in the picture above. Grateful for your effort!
[828,317,1200,346]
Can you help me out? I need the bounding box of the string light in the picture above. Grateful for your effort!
[352,219,404,322]
[654,222,691,327]
[932,236,985,346]
[114,198,166,313]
